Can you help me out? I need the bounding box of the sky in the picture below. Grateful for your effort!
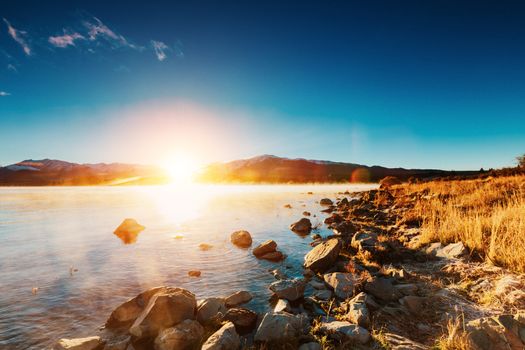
[1,0,525,170]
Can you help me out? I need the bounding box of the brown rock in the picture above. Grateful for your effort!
[153,320,204,350]
[113,218,145,244]
[290,218,312,234]
[225,291,252,307]
[188,270,201,277]
[261,251,285,262]
[304,239,341,273]
[224,308,258,334]
[252,240,277,257]
[230,230,252,248]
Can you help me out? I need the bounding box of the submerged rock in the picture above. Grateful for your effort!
[304,239,341,273]
[154,319,204,350]
[53,336,102,350]
[261,251,285,262]
[290,218,312,234]
[113,218,145,244]
[129,288,196,338]
[252,240,277,257]
[188,270,201,277]
[230,230,252,248]
[202,322,241,350]
[225,291,252,307]
[198,243,213,251]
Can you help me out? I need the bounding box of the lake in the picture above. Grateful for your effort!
[0,184,376,349]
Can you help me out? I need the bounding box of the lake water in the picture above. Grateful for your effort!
[0,184,376,349]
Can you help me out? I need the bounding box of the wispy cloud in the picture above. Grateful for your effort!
[83,17,142,50]
[49,31,85,48]
[151,40,169,61]
[3,18,31,56]
[0,91,11,96]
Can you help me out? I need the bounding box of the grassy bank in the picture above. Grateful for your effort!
[398,175,525,272]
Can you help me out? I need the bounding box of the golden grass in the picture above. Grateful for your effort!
[399,175,525,272]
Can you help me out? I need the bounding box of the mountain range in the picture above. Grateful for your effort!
[0,156,480,186]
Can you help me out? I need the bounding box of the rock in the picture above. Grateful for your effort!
[254,312,309,343]
[425,242,443,255]
[319,321,370,344]
[253,240,277,257]
[103,335,129,350]
[309,279,327,290]
[304,239,341,273]
[436,242,467,259]
[270,269,287,280]
[299,342,321,350]
[284,204,292,209]
[54,336,102,350]
[364,277,402,301]
[261,251,285,262]
[129,288,196,338]
[323,273,357,299]
[153,320,204,350]
[197,297,227,324]
[345,292,370,327]
[274,299,292,313]
[313,289,332,301]
[269,279,306,301]
[320,198,333,206]
[395,283,418,296]
[225,291,252,307]
[400,296,426,314]
[351,232,379,252]
[198,243,213,251]
[303,211,311,216]
[303,269,315,278]
[290,218,312,234]
[188,270,201,277]
[466,314,525,350]
[224,308,258,334]
[230,230,252,248]
[381,333,429,350]
[113,218,145,244]
[202,322,241,350]
[106,287,173,330]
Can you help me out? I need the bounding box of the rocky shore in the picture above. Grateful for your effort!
[55,187,525,350]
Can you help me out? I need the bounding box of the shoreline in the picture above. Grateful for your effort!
[52,181,525,349]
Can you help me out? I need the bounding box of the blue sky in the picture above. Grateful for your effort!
[1,0,525,169]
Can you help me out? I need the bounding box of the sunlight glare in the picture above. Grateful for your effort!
[162,154,201,184]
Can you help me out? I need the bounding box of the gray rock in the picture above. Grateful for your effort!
[197,297,227,324]
[345,292,370,327]
[225,291,252,307]
[395,283,418,296]
[153,320,204,350]
[230,230,252,248]
[323,272,357,299]
[320,321,370,344]
[299,342,321,350]
[309,279,327,290]
[466,314,525,350]
[269,279,306,301]
[54,337,102,350]
[436,242,467,259]
[400,296,427,314]
[129,288,196,338]
[381,333,429,350]
[313,289,332,301]
[224,308,258,335]
[304,239,341,273]
[202,322,241,350]
[274,299,292,313]
[254,312,309,343]
[364,277,402,301]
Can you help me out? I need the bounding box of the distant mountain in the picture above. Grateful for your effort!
[0,159,166,186]
[197,155,480,183]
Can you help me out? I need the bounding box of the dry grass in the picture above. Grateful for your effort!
[399,175,525,273]
[434,317,470,350]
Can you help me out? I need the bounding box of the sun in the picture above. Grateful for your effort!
[162,154,200,184]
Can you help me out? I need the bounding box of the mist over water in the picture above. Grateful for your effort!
[0,184,376,349]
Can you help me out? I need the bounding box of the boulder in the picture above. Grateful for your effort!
[261,251,285,262]
[230,230,252,248]
[254,312,309,343]
[202,322,241,350]
[153,320,204,350]
[225,291,252,307]
[54,336,102,350]
[323,273,357,299]
[197,297,227,324]
[299,342,321,350]
[436,242,467,259]
[224,308,258,334]
[274,299,292,313]
[129,288,196,338]
[466,314,525,350]
[290,218,312,234]
[269,279,306,301]
[320,321,370,344]
[364,277,402,301]
[320,198,333,206]
[106,287,172,330]
[252,240,277,257]
[345,292,370,327]
[304,239,341,273]
[113,218,145,244]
